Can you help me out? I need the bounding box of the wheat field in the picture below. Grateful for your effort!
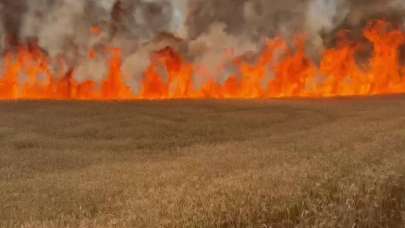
[0,97,404,227]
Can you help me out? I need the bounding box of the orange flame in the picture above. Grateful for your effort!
[1,20,405,100]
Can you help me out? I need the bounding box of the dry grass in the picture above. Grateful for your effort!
[0,97,405,227]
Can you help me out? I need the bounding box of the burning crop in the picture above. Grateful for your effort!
[1,0,405,100]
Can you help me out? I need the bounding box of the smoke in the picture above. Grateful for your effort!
[1,0,405,87]
[306,0,348,52]
[242,0,307,39]
[392,0,405,8]
[306,0,348,37]
[23,1,89,58]
[0,0,27,46]
[169,0,189,39]
[2,0,404,50]
[0,15,4,51]
[390,0,405,27]
[189,22,258,88]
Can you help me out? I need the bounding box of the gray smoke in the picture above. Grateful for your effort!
[306,0,348,51]
[0,0,404,85]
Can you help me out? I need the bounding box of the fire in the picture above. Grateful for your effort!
[1,20,405,100]
[141,47,194,99]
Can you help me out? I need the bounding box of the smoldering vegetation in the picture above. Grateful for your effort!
[0,97,405,227]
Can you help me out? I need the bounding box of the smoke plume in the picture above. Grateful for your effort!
[0,0,405,87]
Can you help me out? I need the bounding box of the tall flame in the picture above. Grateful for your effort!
[1,20,405,100]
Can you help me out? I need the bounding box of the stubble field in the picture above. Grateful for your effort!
[0,97,404,227]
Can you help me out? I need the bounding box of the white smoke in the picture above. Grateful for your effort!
[189,22,258,88]
[21,1,88,58]
[96,0,116,11]
[306,0,349,52]
[169,0,189,39]
[74,56,109,83]
[19,0,115,80]
[122,48,151,94]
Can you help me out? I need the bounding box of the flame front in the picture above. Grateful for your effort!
[1,20,405,100]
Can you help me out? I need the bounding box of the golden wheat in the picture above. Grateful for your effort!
[0,97,404,227]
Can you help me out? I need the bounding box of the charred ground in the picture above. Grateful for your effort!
[0,97,405,227]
